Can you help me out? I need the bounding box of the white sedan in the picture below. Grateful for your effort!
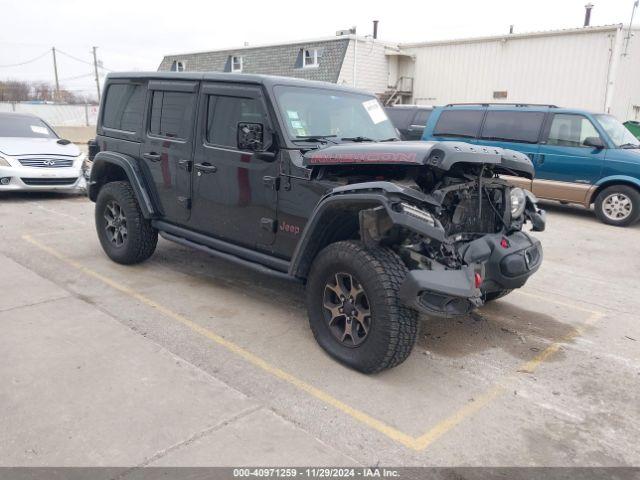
[0,112,86,192]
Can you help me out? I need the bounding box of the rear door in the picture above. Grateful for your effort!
[475,109,546,190]
[190,82,279,249]
[141,80,198,223]
[534,113,606,203]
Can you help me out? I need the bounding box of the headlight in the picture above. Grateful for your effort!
[0,155,11,167]
[510,187,526,218]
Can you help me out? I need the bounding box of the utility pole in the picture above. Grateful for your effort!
[52,47,60,102]
[92,46,101,99]
[623,0,639,56]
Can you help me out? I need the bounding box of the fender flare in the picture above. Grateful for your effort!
[289,184,446,279]
[589,175,640,203]
[88,151,156,218]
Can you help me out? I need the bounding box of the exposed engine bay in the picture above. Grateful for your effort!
[304,141,545,317]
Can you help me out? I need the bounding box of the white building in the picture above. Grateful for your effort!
[160,24,640,121]
[399,24,640,121]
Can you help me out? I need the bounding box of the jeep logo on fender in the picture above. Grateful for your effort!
[307,152,418,164]
[279,221,300,235]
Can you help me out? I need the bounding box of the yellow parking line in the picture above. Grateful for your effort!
[22,234,417,450]
[22,233,606,452]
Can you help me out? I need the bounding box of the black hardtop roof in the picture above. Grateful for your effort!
[107,71,370,96]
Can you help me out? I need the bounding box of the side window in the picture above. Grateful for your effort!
[433,110,484,138]
[412,109,432,127]
[206,95,264,148]
[480,111,545,143]
[547,114,600,147]
[102,84,145,132]
[149,91,196,139]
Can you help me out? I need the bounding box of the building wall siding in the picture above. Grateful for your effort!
[337,39,392,95]
[402,28,620,114]
[610,28,640,120]
[159,39,349,83]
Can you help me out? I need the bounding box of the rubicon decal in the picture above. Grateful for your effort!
[307,152,418,164]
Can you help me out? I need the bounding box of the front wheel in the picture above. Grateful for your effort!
[306,241,418,373]
[594,185,640,227]
[95,181,158,264]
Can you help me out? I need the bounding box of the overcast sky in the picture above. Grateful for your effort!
[0,0,637,99]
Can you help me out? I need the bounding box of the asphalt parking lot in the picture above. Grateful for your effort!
[1,193,639,467]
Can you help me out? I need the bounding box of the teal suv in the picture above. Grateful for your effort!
[422,104,640,226]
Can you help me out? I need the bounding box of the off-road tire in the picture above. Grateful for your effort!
[484,289,513,302]
[306,240,418,373]
[95,181,158,265]
[594,185,640,227]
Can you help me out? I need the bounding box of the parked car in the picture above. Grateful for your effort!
[384,105,433,140]
[0,112,86,192]
[422,104,640,226]
[624,120,640,140]
[88,73,544,372]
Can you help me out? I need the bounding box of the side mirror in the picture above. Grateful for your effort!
[583,136,605,149]
[237,122,264,151]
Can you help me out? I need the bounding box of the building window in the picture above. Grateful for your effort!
[170,60,185,72]
[231,56,243,72]
[303,49,319,68]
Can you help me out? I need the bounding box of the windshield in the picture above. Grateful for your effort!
[274,86,398,142]
[595,114,639,148]
[0,115,57,139]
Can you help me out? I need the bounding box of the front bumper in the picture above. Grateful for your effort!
[399,231,543,317]
[0,165,85,192]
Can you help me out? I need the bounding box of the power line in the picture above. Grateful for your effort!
[0,50,50,68]
[60,72,94,81]
[55,48,94,66]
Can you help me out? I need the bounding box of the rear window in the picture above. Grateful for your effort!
[480,111,545,143]
[102,84,145,132]
[149,91,196,139]
[433,110,484,138]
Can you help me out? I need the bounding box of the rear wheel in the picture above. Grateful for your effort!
[594,185,640,227]
[306,241,418,373]
[95,181,158,264]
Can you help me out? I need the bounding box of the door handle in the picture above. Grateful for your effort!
[195,163,217,174]
[537,154,545,165]
[143,152,161,162]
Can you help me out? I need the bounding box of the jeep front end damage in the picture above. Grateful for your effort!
[352,178,545,318]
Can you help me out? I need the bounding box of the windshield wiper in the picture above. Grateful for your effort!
[341,136,377,142]
[295,135,339,144]
[619,143,640,149]
[380,137,400,142]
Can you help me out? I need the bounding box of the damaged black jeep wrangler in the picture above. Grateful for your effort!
[88,72,545,373]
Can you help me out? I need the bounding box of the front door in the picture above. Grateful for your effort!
[141,80,198,223]
[190,82,279,249]
[534,113,605,203]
